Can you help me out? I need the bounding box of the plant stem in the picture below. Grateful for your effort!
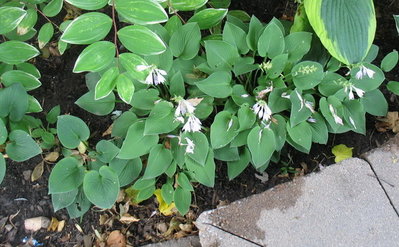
[112,0,120,58]
[33,5,61,30]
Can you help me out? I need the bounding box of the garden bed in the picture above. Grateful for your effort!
[1,0,399,246]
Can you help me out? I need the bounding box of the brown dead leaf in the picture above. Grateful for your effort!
[102,124,113,136]
[376,112,399,133]
[47,217,59,231]
[45,152,59,162]
[49,42,61,57]
[31,162,44,182]
[119,214,140,224]
[186,97,203,107]
[99,215,109,226]
[75,224,84,233]
[106,230,126,247]
[57,220,65,232]
[64,2,81,21]
[179,223,193,233]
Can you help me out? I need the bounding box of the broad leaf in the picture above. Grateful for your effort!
[95,67,119,100]
[65,0,108,10]
[0,6,27,34]
[1,70,41,91]
[96,140,119,163]
[0,154,5,184]
[196,71,232,98]
[174,186,191,215]
[188,8,227,30]
[73,41,116,73]
[57,115,90,149]
[6,130,41,162]
[286,121,312,153]
[169,23,201,60]
[292,61,324,90]
[185,149,215,187]
[111,111,138,138]
[75,91,115,116]
[0,83,28,122]
[143,144,173,179]
[144,101,179,135]
[42,0,63,17]
[210,111,239,149]
[38,22,54,49]
[115,0,168,25]
[247,126,276,168]
[116,73,135,104]
[227,147,250,180]
[0,118,7,145]
[0,41,40,65]
[182,131,209,166]
[48,157,85,194]
[205,40,239,70]
[51,189,78,212]
[83,166,120,209]
[258,22,285,58]
[109,158,142,187]
[66,188,91,218]
[170,0,207,11]
[119,52,149,82]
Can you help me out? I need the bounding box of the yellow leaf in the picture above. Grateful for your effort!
[154,189,176,216]
[31,162,44,182]
[47,217,59,231]
[332,144,353,163]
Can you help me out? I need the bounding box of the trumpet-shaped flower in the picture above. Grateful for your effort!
[253,100,272,122]
[355,65,375,80]
[345,84,365,100]
[329,104,344,126]
[184,137,195,154]
[182,114,202,132]
[174,98,196,118]
[296,90,315,113]
[136,65,167,85]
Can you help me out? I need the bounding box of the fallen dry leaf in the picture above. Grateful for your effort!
[106,230,126,247]
[119,214,140,224]
[75,224,84,233]
[376,111,399,133]
[102,124,113,136]
[45,152,59,162]
[25,217,50,232]
[57,220,65,232]
[47,217,59,231]
[31,162,44,182]
[186,97,203,107]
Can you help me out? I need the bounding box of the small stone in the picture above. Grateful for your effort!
[24,217,50,232]
[156,222,168,233]
[22,170,32,181]
[4,224,12,232]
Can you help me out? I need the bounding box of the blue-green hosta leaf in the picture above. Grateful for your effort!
[284,32,312,63]
[170,0,207,11]
[0,6,26,34]
[96,140,119,163]
[143,144,173,179]
[0,83,28,122]
[174,186,191,215]
[109,158,142,187]
[170,23,201,60]
[115,0,168,25]
[144,101,179,135]
[182,131,209,166]
[0,155,6,184]
[49,157,84,194]
[246,15,263,52]
[258,22,285,58]
[361,89,388,117]
[83,166,119,209]
[185,149,215,187]
[286,121,312,153]
[60,12,112,44]
[51,189,78,212]
[111,111,138,138]
[6,130,41,162]
[227,147,250,180]
[1,70,41,91]
[188,8,227,30]
[304,0,376,65]
[204,40,240,70]
[350,63,384,92]
[223,22,249,55]
[210,111,239,149]
[0,118,7,145]
[247,126,276,168]
[57,115,90,149]
[118,25,167,56]
[38,23,54,49]
[27,95,43,113]
[292,61,324,90]
[381,50,398,72]
[66,188,91,218]
[118,121,159,159]
[73,41,115,73]
[75,91,115,116]
[65,0,108,10]
[0,41,40,65]
[309,112,328,145]
[196,71,233,98]
[42,0,63,17]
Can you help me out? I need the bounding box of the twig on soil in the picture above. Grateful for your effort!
[33,5,61,31]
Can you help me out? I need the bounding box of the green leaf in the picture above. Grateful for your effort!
[170,72,185,96]
[387,81,399,96]
[0,41,40,65]
[292,61,324,90]
[309,112,328,144]
[210,111,239,149]
[6,130,41,162]
[118,25,167,56]
[57,115,90,149]
[247,126,276,168]
[170,0,207,11]
[111,111,138,138]
[188,8,227,30]
[161,182,174,205]
[214,145,239,161]
[116,73,135,104]
[143,144,173,179]
[304,0,376,65]
[269,115,286,151]
[205,40,239,70]
[246,15,263,51]
[381,50,398,72]
[130,89,160,110]
[115,0,168,25]
[66,188,91,218]
[267,53,288,79]
[227,147,250,180]
[289,90,314,126]
[16,63,41,78]
[286,121,312,153]
[51,189,78,212]
[351,63,384,92]
[182,131,209,166]
[258,22,285,58]
[46,105,60,124]
[196,71,232,98]
[60,12,112,44]
[75,91,115,116]
[318,72,347,97]
[332,144,353,163]
[284,32,312,63]
[237,103,256,131]
[95,67,119,100]
[361,89,387,116]
[0,155,5,184]
[174,186,191,215]
[0,83,28,122]
[343,99,366,134]
[42,0,63,17]
[65,0,108,10]
[119,52,149,82]
[83,166,120,209]
[0,118,7,145]
[118,121,159,159]
[170,23,201,60]
[1,70,41,91]
[185,149,215,187]
[223,22,249,55]
[27,95,43,113]
[38,23,54,49]
[48,157,85,193]
[109,158,142,187]
[96,140,119,163]
[16,8,37,35]
[177,173,193,191]
[144,101,179,135]
[73,41,116,73]
[0,6,26,34]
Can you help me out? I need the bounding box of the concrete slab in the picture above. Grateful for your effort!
[142,235,201,247]
[196,158,399,247]
[363,134,399,210]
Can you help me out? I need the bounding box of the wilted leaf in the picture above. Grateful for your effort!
[44,151,59,162]
[119,214,140,224]
[332,144,353,163]
[47,217,59,231]
[106,230,126,247]
[31,162,44,182]
[154,189,177,216]
[376,112,399,133]
[57,220,65,232]
[102,124,113,136]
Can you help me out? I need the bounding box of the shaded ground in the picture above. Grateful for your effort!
[1,0,399,246]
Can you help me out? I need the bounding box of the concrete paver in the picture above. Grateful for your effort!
[363,134,399,210]
[196,158,399,247]
[142,235,200,247]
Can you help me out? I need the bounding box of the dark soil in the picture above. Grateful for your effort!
[1,0,399,246]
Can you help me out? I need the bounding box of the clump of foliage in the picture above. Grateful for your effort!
[0,0,398,217]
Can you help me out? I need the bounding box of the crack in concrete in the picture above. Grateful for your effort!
[204,223,265,247]
[362,157,399,218]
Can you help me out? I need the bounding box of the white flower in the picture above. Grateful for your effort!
[182,114,202,132]
[296,90,315,113]
[184,137,195,154]
[345,84,365,100]
[257,86,273,99]
[355,65,375,80]
[329,104,344,125]
[253,100,272,122]
[136,65,167,85]
[241,94,249,98]
[307,118,317,123]
[175,98,196,118]
[281,92,291,99]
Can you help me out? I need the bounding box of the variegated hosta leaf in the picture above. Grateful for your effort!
[304,0,376,65]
